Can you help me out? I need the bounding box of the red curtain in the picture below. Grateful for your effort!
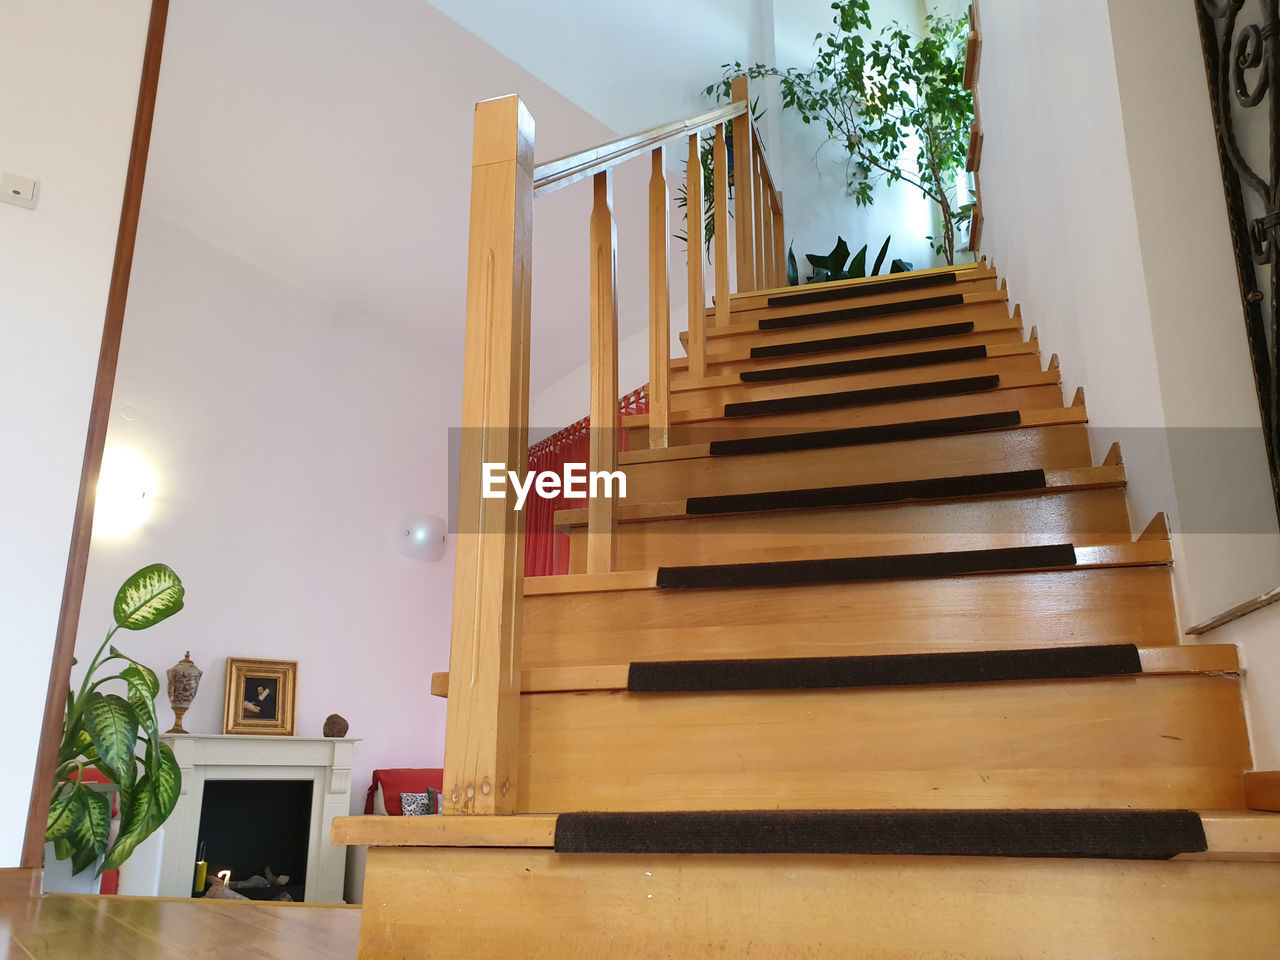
[524,387,648,577]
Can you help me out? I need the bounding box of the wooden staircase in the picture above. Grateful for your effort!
[334,92,1280,958]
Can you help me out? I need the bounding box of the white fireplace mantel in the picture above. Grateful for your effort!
[158,734,358,902]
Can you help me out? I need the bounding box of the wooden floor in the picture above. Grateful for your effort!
[0,895,359,959]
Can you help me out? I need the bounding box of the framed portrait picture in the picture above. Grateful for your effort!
[223,658,297,735]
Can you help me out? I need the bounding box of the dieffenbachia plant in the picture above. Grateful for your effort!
[46,563,185,874]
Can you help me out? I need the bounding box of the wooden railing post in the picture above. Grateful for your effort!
[773,191,786,286]
[443,95,534,816]
[587,170,619,572]
[757,151,771,288]
[686,132,707,379]
[730,75,756,293]
[648,146,670,448]
[752,146,762,289]
[713,122,731,329]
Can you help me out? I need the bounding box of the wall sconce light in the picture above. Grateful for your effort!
[399,513,447,561]
[94,446,158,539]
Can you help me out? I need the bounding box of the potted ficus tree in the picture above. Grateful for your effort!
[45,563,186,890]
[705,0,974,265]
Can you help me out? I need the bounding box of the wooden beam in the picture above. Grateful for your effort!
[712,122,730,329]
[685,134,707,380]
[648,146,671,448]
[23,0,170,869]
[730,76,756,291]
[332,814,558,848]
[442,94,535,816]
[587,170,619,573]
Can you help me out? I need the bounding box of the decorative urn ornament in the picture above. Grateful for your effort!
[166,651,203,733]
[323,713,349,738]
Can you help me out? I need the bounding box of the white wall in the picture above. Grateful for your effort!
[1106,0,1280,624]
[0,0,152,868]
[977,0,1280,767]
[74,211,460,814]
[426,0,754,133]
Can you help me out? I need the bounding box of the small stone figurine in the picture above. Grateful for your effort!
[323,713,349,737]
[166,652,203,734]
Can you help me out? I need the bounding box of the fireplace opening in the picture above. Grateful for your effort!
[195,779,312,901]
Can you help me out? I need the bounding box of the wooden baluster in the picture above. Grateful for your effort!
[686,132,707,379]
[713,122,730,329]
[587,170,619,572]
[773,191,786,286]
[444,95,534,816]
[753,149,767,289]
[760,172,774,289]
[730,76,756,293]
[648,146,670,448]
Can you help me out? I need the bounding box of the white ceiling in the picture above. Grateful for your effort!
[141,0,674,388]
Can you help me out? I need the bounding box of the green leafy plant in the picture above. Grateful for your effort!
[47,563,186,875]
[705,1,974,265]
[675,99,766,255]
[801,235,912,284]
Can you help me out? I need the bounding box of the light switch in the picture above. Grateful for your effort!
[0,172,38,210]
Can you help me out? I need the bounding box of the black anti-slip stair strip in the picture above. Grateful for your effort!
[723,375,1000,419]
[750,321,976,360]
[758,293,967,332]
[740,345,989,384]
[765,271,960,308]
[684,469,1048,515]
[626,644,1142,693]
[708,410,1022,457]
[655,543,1077,590]
[553,809,1208,860]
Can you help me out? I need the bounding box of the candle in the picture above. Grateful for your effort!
[193,859,207,893]
[217,870,231,886]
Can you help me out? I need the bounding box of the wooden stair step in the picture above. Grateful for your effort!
[556,465,1124,527]
[429,645,1237,697]
[707,290,1008,344]
[333,809,1280,867]
[654,369,1057,426]
[562,489,1134,574]
[672,351,1044,413]
[723,373,1005,419]
[696,299,1014,361]
[672,316,1026,378]
[672,334,1034,391]
[759,291,973,332]
[528,540,1169,597]
[627,385,1069,447]
[342,843,1280,958]
[514,674,1247,812]
[618,423,1099,502]
[730,261,992,311]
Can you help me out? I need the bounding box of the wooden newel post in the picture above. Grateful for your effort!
[587,170,619,573]
[648,146,671,449]
[443,95,534,816]
[731,75,756,293]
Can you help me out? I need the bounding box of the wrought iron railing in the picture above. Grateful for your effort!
[1196,0,1280,521]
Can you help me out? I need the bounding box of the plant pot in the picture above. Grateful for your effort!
[42,841,103,894]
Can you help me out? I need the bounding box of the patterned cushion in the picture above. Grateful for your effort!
[400,789,438,816]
